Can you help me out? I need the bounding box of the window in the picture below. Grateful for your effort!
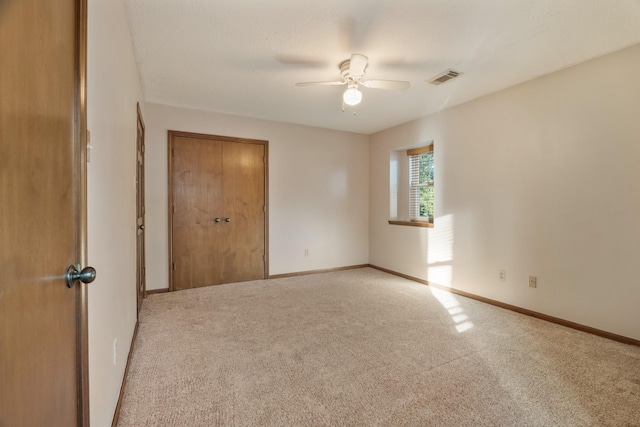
[408,145,434,223]
[388,144,434,228]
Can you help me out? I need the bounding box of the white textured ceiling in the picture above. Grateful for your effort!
[124,0,640,134]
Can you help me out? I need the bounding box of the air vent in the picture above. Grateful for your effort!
[428,69,463,85]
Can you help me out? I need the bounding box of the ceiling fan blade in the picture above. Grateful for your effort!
[295,81,346,87]
[349,53,368,78]
[361,79,410,90]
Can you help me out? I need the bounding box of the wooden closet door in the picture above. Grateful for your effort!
[221,141,265,283]
[170,132,267,290]
[171,136,225,289]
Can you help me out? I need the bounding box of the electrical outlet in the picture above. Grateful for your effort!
[304,249,309,257]
[499,270,506,281]
[113,338,118,366]
[528,276,537,288]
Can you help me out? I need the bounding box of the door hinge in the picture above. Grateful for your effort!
[263,205,266,213]
[172,262,176,271]
[172,205,175,213]
[263,254,266,262]
[172,148,175,157]
[142,144,145,153]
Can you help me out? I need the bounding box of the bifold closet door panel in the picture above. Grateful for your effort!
[172,137,226,289]
[220,141,266,284]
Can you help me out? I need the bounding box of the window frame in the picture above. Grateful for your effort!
[388,144,434,228]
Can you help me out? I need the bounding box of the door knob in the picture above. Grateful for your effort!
[225,217,231,222]
[214,218,221,223]
[139,225,144,230]
[65,265,97,288]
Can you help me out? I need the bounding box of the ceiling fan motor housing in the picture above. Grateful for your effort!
[340,59,366,82]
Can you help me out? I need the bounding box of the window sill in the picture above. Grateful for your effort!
[388,220,434,228]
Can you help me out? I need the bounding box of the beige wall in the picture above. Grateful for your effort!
[87,0,143,425]
[143,103,370,290]
[369,44,640,341]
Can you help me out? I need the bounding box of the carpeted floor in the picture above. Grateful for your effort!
[117,268,640,426]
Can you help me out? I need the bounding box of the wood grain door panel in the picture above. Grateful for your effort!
[136,105,146,313]
[222,142,265,283]
[0,0,87,425]
[169,132,267,291]
[172,136,225,289]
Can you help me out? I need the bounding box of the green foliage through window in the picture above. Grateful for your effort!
[409,148,434,222]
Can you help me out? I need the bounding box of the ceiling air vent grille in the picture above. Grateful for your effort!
[428,69,462,85]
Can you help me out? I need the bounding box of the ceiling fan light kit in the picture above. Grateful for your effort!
[343,85,362,106]
[296,53,410,109]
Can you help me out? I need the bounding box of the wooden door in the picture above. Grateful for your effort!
[136,104,146,313]
[169,131,267,290]
[0,0,88,425]
[221,141,267,283]
[171,135,225,288]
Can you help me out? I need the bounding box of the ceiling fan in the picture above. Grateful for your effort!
[295,53,410,107]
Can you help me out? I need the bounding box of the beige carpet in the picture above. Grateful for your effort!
[117,268,640,426]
